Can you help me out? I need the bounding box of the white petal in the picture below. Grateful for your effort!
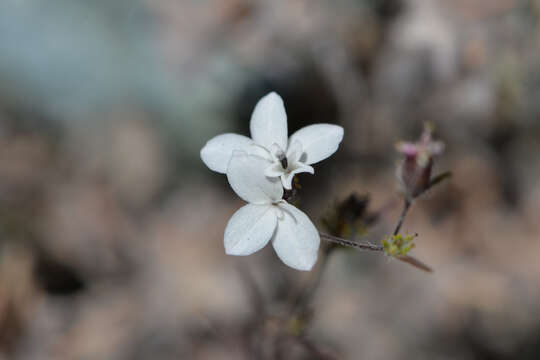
[249,143,274,161]
[227,152,283,204]
[264,162,285,177]
[250,92,288,150]
[271,203,320,271]
[201,133,254,173]
[280,164,314,190]
[289,124,344,165]
[286,140,303,164]
[269,143,286,162]
[224,204,277,256]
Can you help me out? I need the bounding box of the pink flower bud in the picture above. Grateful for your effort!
[396,125,444,199]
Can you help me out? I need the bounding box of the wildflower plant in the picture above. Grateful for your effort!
[201,92,344,270]
[201,93,450,274]
[198,93,451,358]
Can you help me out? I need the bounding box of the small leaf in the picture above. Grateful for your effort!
[397,255,433,273]
[428,171,452,189]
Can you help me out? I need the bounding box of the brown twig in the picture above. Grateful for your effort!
[396,255,433,273]
[393,199,411,236]
[319,232,433,273]
[319,233,384,252]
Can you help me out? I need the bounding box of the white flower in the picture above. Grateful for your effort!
[200,92,344,189]
[224,151,320,271]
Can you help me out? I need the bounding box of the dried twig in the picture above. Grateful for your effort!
[397,255,433,273]
[393,199,411,236]
[319,233,384,252]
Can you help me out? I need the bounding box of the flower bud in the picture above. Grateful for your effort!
[396,124,444,199]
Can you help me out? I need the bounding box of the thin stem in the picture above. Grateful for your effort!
[393,199,411,236]
[319,233,384,252]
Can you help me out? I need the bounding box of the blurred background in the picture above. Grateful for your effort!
[1,0,540,359]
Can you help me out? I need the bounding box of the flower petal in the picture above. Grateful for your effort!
[265,162,285,178]
[280,164,314,190]
[250,92,288,150]
[271,203,320,271]
[227,152,283,204]
[286,140,303,164]
[224,204,277,256]
[201,133,254,173]
[289,124,344,165]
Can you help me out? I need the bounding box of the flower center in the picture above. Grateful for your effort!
[270,143,289,171]
[278,153,288,170]
[271,201,287,220]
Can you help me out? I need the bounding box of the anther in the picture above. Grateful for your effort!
[279,154,288,169]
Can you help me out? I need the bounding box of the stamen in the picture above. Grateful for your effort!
[279,154,288,169]
[271,143,288,169]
